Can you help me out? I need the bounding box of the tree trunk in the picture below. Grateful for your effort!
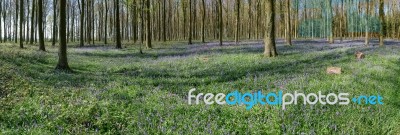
[104,0,108,44]
[218,0,222,46]
[38,0,45,51]
[162,0,166,42]
[201,0,205,43]
[30,0,35,44]
[285,0,292,46]
[115,0,122,49]
[379,0,385,46]
[56,0,71,71]
[80,0,84,47]
[52,0,57,46]
[19,0,24,48]
[146,0,152,48]
[327,0,334,44]
[264,0,277,57]
[235,0,240,43]
[365,1,370,46]
[188,0,192,44]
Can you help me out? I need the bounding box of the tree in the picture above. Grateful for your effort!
[365,1,370,46]
[162,0,166,42]
[201,0,205,43]
[19,0,24,48]
[235,0,240,43]
[379,0,385,46]
[188,0,192,44]
[145,0,151,48]
[30,0,36,44]
[115,0,122,49]
[218,0,222,46]
[285,0,292,46]
[56,0,71,71]
[79,0,84,47]
[52,0,58,46]
[38,0,46,51]
[264,0,277,57]
[104,0,108,44]
[327,0,334,44]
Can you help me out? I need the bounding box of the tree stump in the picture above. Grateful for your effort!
[327,67,342,74]
[355,51,365,60]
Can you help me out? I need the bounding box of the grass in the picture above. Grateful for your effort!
[0,40,400,134]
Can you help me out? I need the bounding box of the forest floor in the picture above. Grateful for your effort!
[1,39,400,134]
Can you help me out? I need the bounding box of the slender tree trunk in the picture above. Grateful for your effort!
[235,0,240,43]
[327,0,334,44]
[248,0,251,39]
[80,0,84,46]
[201,0,205,43]
[38,0,45,51]
[52,0,57,46]
[264,0,277,57]
[0,0,2,43]
[379,0,385,46]
[30,0,35,44]
[115,0,122,49]
[146,0,152,48]
[188,0,192,44]
[218,0,222,46]
[286,0,292,46]
[19,0,24,48]
[365,1,370,46]
[104,0,108,44]
[56,0,71,71]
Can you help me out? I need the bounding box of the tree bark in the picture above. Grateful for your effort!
[264,0,277,57]
[52,0,57,46]
[80,0,84,46]
[201,0,205,43]
[56,0,71,71]
[379,0,385,46]
[285,0,292,46]
[188,0,192,44]
[38,0,45,51]
[218,0,222,46]
[235,0,240,43]
[115,0,122,49]
[19,0,24,48]
[146,0,152,48]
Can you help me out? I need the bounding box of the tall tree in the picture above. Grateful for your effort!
[379,0,385,46]
[162,0,166,42]
[327,0,334,44]
[38,0,46,51]
[264,0,277,57]
[285,0,292,46]
[145,0,151,48]
[365,1,370,46]
[52,0,58,46]
[218,0,222,46]
[104,0,108,44]
[19,0,24,48]
[56,0,71,71]
[79,0,84,47]
[0,0,2,43]
[201,0,205,43]
[235,0,240,43]
[188,0,192,44]
[30,0,35,44]
[115,0,122,49]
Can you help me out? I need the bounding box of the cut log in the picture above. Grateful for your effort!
[355,51,365,60]
[327,67,342,74]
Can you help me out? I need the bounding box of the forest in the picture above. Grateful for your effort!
[0,0,400,134]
